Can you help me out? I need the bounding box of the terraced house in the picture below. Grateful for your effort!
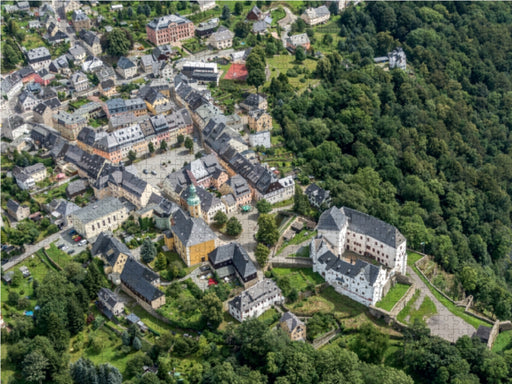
[146,14,195,46]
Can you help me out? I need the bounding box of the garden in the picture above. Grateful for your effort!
[396,290,438,325]
[375,283,411,312]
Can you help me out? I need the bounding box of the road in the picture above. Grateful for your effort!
[407,266,476,343]
[2,228,67,271]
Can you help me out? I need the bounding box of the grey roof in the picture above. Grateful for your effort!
[26,47,51,63]
[117,56,136,70]
[280,311,305,332]
[92,231,132,266]
[342,207,405,248]
[6,199,23,213]
[126,313,140,323]
[241,93,266,109]
[475,326,492,342]
[98,287,121,309]
[305,183,330,206]
[66,179,89,196]
[229,279,281,313]
[287,33,310,47]
[171,209,217,247]
[318,250,381,286]
[79,29,100,46]
[147,14,192,31]
[70,196,126,224]
[252,20,269,33]
[52,198,81,217]
[317,206,347,232]
[209,26,234,42]
[121,257,164,302]
[208,242,257,281]
[72,9,89,22]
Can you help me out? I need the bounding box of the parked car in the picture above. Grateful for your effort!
[67,250,75,255]
[74,236,82,242]
[151,170,157,175]
[143,169,148,174]
[200,265,210,272]
[57,244,65,249]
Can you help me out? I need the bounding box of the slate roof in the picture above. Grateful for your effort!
[171,209,217,247]
[317,206,347,232]
[27,47,51,63]
[317,252,382,286]
[52,198,81,217]
[117,56,136,70]
[305,183,330,206]
[70,196,126,224]
[287,33,310,47]
[229,279,282,313]
[208,242,257,280]
[79,29,100,46]
[209,26,234,42]
[98,287,122,309]
[475,326,492,343]
[147,14,192,31]
[6,199,23,214]
[280,311,305,333]
[121,257,164,302]
[92,231,132,266]
[66,179,89,196]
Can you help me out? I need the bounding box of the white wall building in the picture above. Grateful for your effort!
[228,279,283,322]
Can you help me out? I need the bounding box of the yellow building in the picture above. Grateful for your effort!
[280,312,306,341]
[171,209,217,266]
[248,109,272,132]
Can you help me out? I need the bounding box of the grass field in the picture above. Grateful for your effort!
[272,267,324,291]
[259,308,280,327]
[266,55,320,93]
[411,264,491,329]
[407,252,424,266]
[376,283,410,311]
[45,243,75,269]
[492,330,512,352]
[397,289,420,323]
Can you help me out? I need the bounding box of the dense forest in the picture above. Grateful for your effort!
[270,1,512,320]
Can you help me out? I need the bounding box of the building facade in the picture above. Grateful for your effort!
[228,279,283,322]
[146,14,195,46]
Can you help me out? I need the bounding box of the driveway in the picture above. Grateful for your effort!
[407,266,476,342]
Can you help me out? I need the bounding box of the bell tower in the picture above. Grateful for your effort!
[187,184,202,219]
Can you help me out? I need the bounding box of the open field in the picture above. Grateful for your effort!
[376,283,410,312]
[271,267,324,291]
[492,330,512,353]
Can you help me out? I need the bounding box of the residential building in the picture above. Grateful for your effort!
[59,0,81,15]
[68,45,87,65]
[46,198,80,227]
[207,26,234,50]
[228,279,283,322]
[195,18,219,37]
[208,242,258,287]
[286,33,311,52]
[169,209,217,266]
[389,47,407,70]
[97,288,124,318]
[92,232,165,309]
[17,91,39,112]
[116,56,137,79]
[72,9,91,31]
[6,199,30,221]
[252,19,271,35]
[52,110,88,140]
[99,79,116,97]
[1,73,23,100]
[247,6,263,21]
[220,174,252,208]
[316,206,407,275]
[140,54,157,74]
[152,44,176,61]
[106,98,147,118]
[82,56,104,73]
[311,237,389,306]
[71,71,89,92]
[94,65,116,84]
[305,183,331,209]
[181,61,220,85]
[301,6,331,26]
[193,0,216,12]
[26,47,52,71]
[249,131,271,149]
[32,103,54,125]
[248,109,272,132]
[146,14,195,46]
[67,196,128,239]
[239,93,267,112]
[66,179,89,198]
[12,163,47,190]
[49,55,70,74]
[280,312,306,341]
[79,30,102,56]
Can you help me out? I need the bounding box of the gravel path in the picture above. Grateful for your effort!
[407,266,476,342]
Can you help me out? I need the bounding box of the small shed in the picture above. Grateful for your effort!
[19,266,31,278]
[2,271,14,284]
[126,313,140,324]
[475,325,492,344]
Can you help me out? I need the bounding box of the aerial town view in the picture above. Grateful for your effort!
[1,0,512,383]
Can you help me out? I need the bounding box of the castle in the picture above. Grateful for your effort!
[311,207,407,306]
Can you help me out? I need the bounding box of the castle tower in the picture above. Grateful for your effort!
[187,184,202,219]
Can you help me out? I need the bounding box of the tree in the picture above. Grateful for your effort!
[293,186,310,216]
[201,291,223,329]
[177,134,185,146]
[222,5,231,20]
[148,142,155,154]
[295,46,307,62]
[234,21,251,38]
[128,150,137,163]
[101,28,133,57]
[132,336,142,351]
[185,137,194,153]
[214,210,228,227]
[350,323,389,364]
[11,269,23,287]
[226,217,243,237]
[154,252,167,271]
[22,351,49,384]
[234,2,243,15]
[160,140,168,152]
[67,297,85,335]
[256,199,272,213]
[122,331,131,346]
[246,47,267,91]
[256,214,279,246]
[255,243,270,267]
[141,238,157,263]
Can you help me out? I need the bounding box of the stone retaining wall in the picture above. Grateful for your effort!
[390,283,417,317]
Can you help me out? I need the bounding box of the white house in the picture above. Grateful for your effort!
[228,279,283,322]
[316,206,407,275]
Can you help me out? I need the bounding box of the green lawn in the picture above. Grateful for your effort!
[130,304,175,334]
[278,229,317,254]
[409,296,437,324]
[271,7,286,26]
[156,282,203,330]
[376,283,411,311]
[266,55,320,93]
[272,267,324,291]
[407,252,424,266]
[411,264,491,329]
[259,308,280,327]
[1,343,17,383]
[492,330,512,352]
[397,289,420,323]
[45,243,75,269]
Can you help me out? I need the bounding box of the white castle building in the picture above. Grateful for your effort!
[311,206,407,306]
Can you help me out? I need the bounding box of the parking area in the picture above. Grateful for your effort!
[189,264,213,291]
[133,144,201,189]
[54,229,89,257]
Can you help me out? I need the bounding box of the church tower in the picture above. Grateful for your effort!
[187,184,202,219]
